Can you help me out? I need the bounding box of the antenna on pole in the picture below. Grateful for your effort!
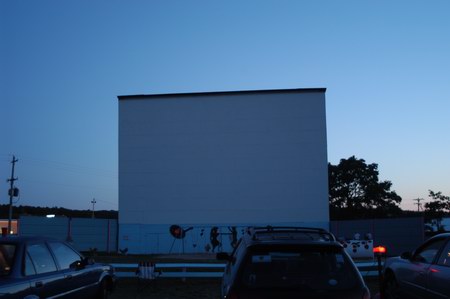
[7,155,19,234]
[91,198,96,218]
[413,198,424,212]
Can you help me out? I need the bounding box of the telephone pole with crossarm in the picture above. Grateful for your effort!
[7,156,19,234]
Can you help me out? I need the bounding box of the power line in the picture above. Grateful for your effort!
[13,155,118,178]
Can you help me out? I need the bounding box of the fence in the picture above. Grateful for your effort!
[15,216,425,256]
[331,217,424,256]
[18,215,118,252]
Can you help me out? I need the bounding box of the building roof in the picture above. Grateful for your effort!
[118,87,326,101]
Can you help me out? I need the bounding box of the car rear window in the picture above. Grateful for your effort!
[0,244,16,276]
[240,245,358,291]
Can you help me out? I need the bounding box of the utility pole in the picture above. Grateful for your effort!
[91,198,96,218]
[7,156,18,234]
[413,198,424,212]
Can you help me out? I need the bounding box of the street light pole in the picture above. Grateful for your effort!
[91,198,96,218]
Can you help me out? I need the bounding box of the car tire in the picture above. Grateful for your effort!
[97,278,109,299]
[384,272,401,299]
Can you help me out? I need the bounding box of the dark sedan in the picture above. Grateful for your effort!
[383,233,450,299]
[0,236,116,299]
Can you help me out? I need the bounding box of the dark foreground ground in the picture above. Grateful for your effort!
[110,277,380,299]
[110,278,221,299]
[95,254,380,299]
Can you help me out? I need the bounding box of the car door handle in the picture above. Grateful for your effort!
[35,281,43,288]
[66,274,73,280]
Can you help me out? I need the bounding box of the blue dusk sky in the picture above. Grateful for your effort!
[1,1,449,212]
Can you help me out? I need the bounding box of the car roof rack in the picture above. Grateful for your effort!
[247,226,336,242]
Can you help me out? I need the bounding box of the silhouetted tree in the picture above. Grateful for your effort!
[424,190,450,232]
[329,156,402,219]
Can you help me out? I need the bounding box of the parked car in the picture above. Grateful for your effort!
[216,226,370,299]
[383,232,450,299]
[0,236,116,299]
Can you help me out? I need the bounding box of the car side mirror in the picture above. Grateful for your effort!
[216,252,232,262]
[70,260,85,270]
[400,251,412,260]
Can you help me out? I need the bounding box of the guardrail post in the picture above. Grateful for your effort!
[182,267,186,282]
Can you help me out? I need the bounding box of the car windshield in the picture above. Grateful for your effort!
[0,244,16,276]
[240,245,358,291]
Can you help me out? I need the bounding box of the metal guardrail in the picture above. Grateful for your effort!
[112,261,383,278]
[356,261,384,277]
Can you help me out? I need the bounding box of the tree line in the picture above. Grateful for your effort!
[0,204,117,219]
[1,156,447,223]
